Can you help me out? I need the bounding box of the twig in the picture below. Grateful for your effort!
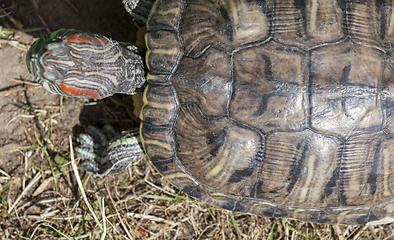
[63,0,78,12]
[29,0,51,33]
[11,78,41,86]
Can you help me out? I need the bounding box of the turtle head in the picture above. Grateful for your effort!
[26,29,107,99]
[26,29,80,96]
[26,29,146,99]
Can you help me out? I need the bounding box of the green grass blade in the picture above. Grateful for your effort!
[266,220,277,240]
[42,112,58,190]
[15,230,31,240]
[203,203,217,222]
[284,219,312,239]
[229,211,240,239]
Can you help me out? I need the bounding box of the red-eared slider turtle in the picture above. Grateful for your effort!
[25,0,394,225]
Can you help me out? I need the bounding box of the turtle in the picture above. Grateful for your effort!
[25,0,394,225]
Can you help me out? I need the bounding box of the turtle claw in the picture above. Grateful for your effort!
[75,125,144,177]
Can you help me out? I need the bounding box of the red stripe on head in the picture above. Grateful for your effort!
[66,33,107,45]
[59,83,101,99]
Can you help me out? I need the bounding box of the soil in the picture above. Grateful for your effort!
[1,0,394,239]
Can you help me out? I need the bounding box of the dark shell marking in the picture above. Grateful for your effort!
[141,0,394,225]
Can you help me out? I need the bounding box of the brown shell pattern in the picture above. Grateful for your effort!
[141,0,394,225]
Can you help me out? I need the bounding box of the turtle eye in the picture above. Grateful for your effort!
[42,68,63,82]
[46,41,68,55]
[38,43,72,85]
[27,31,72,85]
[35,48,68,86]
[27,35,78,96]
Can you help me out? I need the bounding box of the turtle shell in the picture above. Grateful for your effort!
[141,0,394,225]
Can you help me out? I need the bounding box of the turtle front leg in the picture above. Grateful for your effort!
[26,29,146,99]
[76,125,144,177]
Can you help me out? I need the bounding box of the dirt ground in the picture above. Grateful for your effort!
[1,0,394,239]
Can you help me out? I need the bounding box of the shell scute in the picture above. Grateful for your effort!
[172,47,231,117]
[340,133,394,206]
[181,0,270,57]
[347,1,394,48]
[147,0,184,31]
[255,130,341,208]
[141,84,178,127]
[310,40,384,138]
[174,104,263,198]
[140,123,175,161]
[146,30,182,74]
[230,41,308,133]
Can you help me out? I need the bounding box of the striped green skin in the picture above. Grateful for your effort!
[26,29,145,99]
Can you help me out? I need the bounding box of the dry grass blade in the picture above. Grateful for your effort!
[384,232,394,240]
[5,114,35,129]
[127,212,175,225]
[351,226,368,240]
[8,171,41,213]
[104,184,134,240]
[0,39,29,50]
[69,135,103,231]
[101,197,107,240]
[32,176,53,196]
[11,78,40,86]
[0,168,11,179]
